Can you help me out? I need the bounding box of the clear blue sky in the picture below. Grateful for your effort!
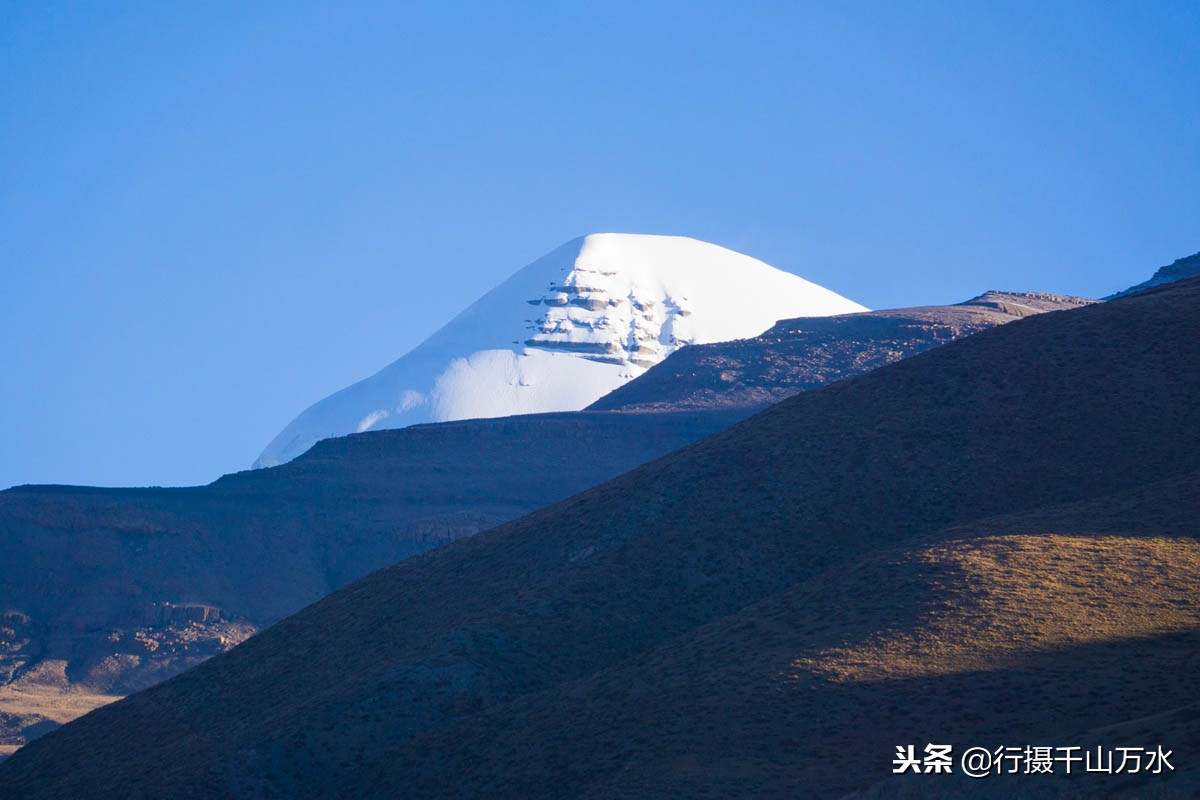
[2,1,1197,489]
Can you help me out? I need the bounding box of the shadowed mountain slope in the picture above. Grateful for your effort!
[588,291,1092,412]
[3,279,1197,798]
[0,288,1085,752]
[363,474,1200,800]
[0,409,743,753]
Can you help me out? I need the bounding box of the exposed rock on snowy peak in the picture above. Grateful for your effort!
[254,233,866,467]
[524,263,697,367]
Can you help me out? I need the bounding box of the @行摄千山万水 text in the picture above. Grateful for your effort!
[892,744,1174,779]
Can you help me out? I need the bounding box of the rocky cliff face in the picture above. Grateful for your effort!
[1109,250,1200,298]
[0,613,254,757]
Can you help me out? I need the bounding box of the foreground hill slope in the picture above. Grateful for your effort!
[0,409,740,753]
[588,291,1092,412]
[366,472,1200,799]
[3,280,1196,797]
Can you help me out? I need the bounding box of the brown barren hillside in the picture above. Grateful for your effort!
[361,475,1200,800]
[1,279,1198,798]
[588,291,1092,412]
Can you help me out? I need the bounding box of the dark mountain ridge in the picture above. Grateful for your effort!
[588,290,1091,412]
[0,289,1084,751]
[4,278,1196,798]
[0,409,745,752]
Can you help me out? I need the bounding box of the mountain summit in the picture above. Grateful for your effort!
[1109,250,1200,298]
[255,233,866,466]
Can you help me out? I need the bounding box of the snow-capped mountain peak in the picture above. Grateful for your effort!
[255,233,867,467]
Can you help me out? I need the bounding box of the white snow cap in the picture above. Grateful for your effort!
[255,233,867,467]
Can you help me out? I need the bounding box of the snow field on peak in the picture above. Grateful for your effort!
[255,233,866,467]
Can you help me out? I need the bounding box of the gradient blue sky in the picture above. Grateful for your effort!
[2,1,1198,489]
